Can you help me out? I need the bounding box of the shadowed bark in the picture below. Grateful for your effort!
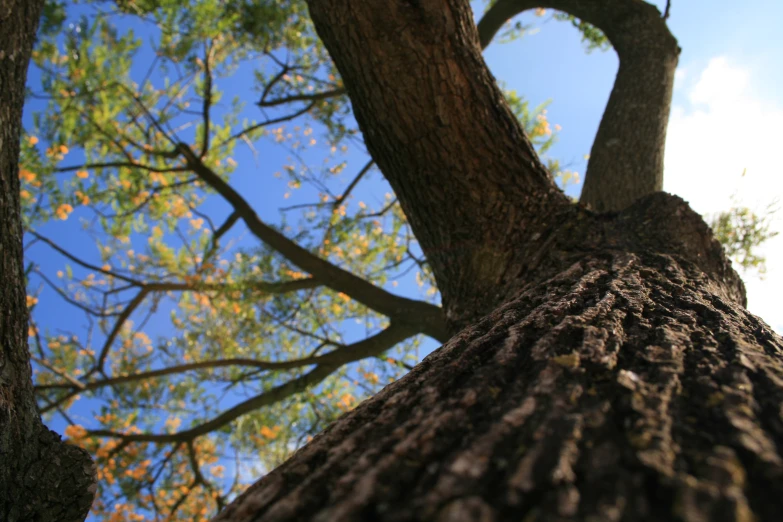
[478,0,680,212]
[0,1,96,520]
[214,196,783,522]
[211,0,783,520]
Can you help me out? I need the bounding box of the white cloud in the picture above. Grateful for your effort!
[688,57,749,106]
[673,67,687,88]
[664,57,783,332]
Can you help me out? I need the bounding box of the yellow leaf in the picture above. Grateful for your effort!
[55,203,73,220]
[28,136,39,145]
[260,426,279,439]
[59,145,69,154]
[18,169,36,182]
[64,424,87,439]
[338,393,356,409]
[26,295,38,307]
[165,417,182,431]
[76,170,89,179]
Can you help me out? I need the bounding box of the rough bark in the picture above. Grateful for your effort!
[214,194,783,522]
[210,1,783,520]
[478,0,680,212]
[0,1,96,520]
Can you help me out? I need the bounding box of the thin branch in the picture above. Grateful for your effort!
[258,87,346,108]
[143,277,320,295]
[334,159,374,206]
[117,83,180,147]
[200,41,214,158]
[107,177,199,219]
[86,323,419,443]
[28,231,141,285]
[37,356,316,392]
[219,102,317,146]
[186,442,221,511]
[55,161,185,175]
[259,60,293,105]
[33,269,117,318]
[93,289,149,374]
[177,142,447,342]
[29,317,46,359]
[31,356,86,390]
[203,211,240,263]
[37,313,403,396]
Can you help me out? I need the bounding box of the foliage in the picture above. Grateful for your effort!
[551,12,610,52]
[710,197,779,276]
[481,2,610,51]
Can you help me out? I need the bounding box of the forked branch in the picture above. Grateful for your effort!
[478,0,680,212]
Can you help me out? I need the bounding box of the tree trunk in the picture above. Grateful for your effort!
[0,2,96,520]
[215,192,783,522]
[213,1,783,520]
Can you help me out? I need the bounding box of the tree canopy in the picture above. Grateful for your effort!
[19,1,775,519]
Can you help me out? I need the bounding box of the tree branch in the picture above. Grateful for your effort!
[176,142,447,342]
[219,102,317,146]
[199,41,214,158]
[334,159,373,207]
[258,87,346,108]
[86,323,419,442]
[93,289,149,374]
[55,161,185,175]
[31,356,86,390]
[37,322,406,394]
[477,0,680,212]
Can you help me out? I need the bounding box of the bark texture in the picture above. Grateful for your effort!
[211,1,783,520]
[214,195,783,522]
[0,1,96,520]
[478,0,680,212]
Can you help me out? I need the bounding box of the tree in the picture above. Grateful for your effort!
[211,0,783,520]
[17,0,782,520]
[0,0,95,520]
[23,1,576,516]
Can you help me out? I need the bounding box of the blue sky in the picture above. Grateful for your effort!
[20,0,783,515]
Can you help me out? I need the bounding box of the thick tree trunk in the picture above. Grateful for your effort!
[214,1,783,520]
[214,196,783,522]
[0,1,96,520]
